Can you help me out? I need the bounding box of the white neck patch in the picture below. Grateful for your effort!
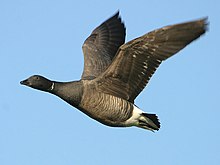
[49,82,55,91]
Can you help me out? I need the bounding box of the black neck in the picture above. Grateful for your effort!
[49,80,84,107]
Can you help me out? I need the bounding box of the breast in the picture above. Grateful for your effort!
[79,88,133,127]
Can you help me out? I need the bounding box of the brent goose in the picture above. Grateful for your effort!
[20,12,207,131]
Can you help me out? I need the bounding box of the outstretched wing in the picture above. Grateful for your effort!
[81,12,126,79]
[94,18,208,102]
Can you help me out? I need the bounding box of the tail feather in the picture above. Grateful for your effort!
[139,113,160,131]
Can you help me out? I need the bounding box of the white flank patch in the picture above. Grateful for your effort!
[124,105,143,127]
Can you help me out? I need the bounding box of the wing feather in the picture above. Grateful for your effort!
[92,18,208,102]
[81,12,126,79]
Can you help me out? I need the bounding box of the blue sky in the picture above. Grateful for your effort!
[1,0,219,165]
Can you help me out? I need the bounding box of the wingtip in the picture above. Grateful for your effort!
[112,10,120,19]
[191,17,209,32]
[195,17,209,34]
[115,10,120,16]
[112,10,126,35]
[202,17,209,32]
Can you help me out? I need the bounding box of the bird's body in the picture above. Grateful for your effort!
[21,12,207,131]
[44,79,159,130]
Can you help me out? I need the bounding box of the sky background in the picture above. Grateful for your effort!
[0,0,219,165]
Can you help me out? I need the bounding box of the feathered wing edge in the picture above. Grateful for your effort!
[93,17,208,102]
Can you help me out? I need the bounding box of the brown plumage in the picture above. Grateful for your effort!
[95,18,208,102]
[82,12,125,79]
[20,12,208,131]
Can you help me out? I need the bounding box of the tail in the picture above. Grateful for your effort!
[138,113,160,131]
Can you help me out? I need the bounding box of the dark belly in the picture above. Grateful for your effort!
[78,92,133,127]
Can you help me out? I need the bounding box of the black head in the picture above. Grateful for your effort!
[20,75,53,91]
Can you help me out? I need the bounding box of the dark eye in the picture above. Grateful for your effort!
[35,76,40,80]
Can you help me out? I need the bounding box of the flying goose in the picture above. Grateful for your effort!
[20,12,207,131]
